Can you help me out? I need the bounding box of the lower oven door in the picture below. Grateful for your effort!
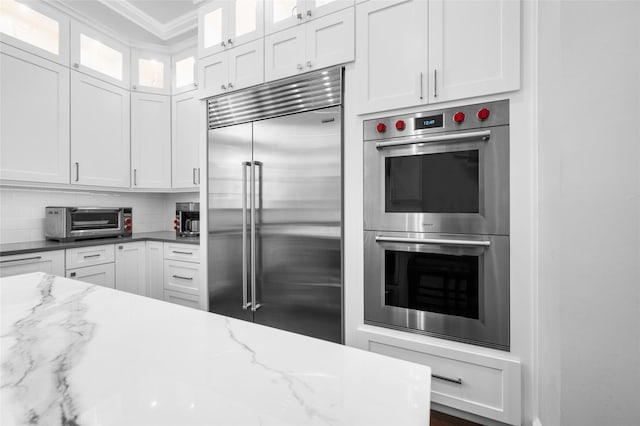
[364,230,509,350]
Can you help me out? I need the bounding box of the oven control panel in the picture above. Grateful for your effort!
[363,99,509,141]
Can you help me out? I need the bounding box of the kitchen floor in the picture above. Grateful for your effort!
[431,410,483,426]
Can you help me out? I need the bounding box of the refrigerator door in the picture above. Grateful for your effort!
[252,106,343,343]
[208,122,253,322]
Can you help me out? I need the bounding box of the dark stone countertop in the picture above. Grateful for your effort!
[0,232,200,257]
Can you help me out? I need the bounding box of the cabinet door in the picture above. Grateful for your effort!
[228,0,264,46]
[305,7,354,71]
[172,48,198,95]
[164,289,200,309]
[228,40,264,90]
[428,0,520,103]
[67,263,115,289]
[115,242,147,296]
[70,71,130,188]
[198,0,231,58]
[0,45,70,184]
[0,250,65,278]
[265,0,305,35]
[199,51,229,98]
[66,244,115,269]
[172,91,201,189]
[146,241,164,300]
[264,25,306,81]
[131,50,171,95]
[355,0,428,113]
[131,93,171,189]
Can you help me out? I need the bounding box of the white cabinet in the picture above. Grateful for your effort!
[131,92,171,189]
[0,45,70,184]
[265,0,354,35]
[70,22,130,89]
[66,263,115,289]
[172,90,201,189]
[162,242,201,309]
[198,0,264,59]
[0,250,65,278]
[146,241,164,300]
[0,0,70,65]
[265,8,354,81]
[66,244,115,269]
[355,0,520,113]
[115,242,147,296]
[427,0,519,103]
[131,50,171,95]
[172,48,198,95]
[199,39,264,97]
[163,290,200,309]
[70,71,130,188]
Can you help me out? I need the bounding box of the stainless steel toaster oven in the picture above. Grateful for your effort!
[45,207,132,242]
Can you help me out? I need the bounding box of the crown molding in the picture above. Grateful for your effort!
[96,0,198,41]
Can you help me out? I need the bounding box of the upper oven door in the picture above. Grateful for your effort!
[364,125,509,235]
[68,208,123,237]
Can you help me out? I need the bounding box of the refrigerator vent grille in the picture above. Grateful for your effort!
[207,67,342,129]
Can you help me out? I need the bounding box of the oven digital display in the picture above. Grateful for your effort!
[414,114,443,130]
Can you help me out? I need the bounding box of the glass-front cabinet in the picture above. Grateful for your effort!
[264,0,353,34]
[0,0,69,65]
[172,48,198,95]
[70,22,130,89]
[198,0,264,58]
[131,50,171,95]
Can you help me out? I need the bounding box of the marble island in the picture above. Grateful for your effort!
[1,273,431,426]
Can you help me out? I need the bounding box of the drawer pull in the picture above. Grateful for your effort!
[432,374,462,385]
[0,256,42,264]
[172,251,193,255]
[83,254,101,259]
[172,275,193,281]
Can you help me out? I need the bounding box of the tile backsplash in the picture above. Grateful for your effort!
[0,187,199,243]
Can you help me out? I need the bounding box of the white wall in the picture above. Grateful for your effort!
[0,186,198,243]
[537,2,640,425]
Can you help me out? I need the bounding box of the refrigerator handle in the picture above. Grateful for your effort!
[242,161,252,310]
[251,160,262,312]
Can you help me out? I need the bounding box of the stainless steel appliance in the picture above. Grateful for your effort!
[207,68,343,344]
[45,207,132,242]
[174,202,200,237]
[363,100,510,350]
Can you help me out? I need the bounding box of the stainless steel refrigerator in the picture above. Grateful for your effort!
[207,68,343,343]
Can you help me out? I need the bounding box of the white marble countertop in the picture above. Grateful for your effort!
[1,273,431,426]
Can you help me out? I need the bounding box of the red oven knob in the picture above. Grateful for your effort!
[477,108,491,121]
[124,217,132,225]
[395,120,406,131]
[173,226,178,231]
[376,122,387,133]
[453,111,466,124]
[125,225,132,231]
[173,218,178,224]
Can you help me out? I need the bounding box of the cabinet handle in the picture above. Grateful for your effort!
[75,162,79,182]
[133,169,137,186]
[119,245,123,250]
[434,68,438,98]
[73,62,79,69]
[419,72,423,100]
[83,254,101,259]
[70,272,76,278]
[0,256,42,264]
[197,168,201,184]
[306,10,312,18]
[227,38,233,45]
[306,61,312,68]
[221,84,227,90]
[193,168,198,185]
[221,41,226,47]
[432,374,462,385]
[172,250,193,255]
[172,275,193,281]
[297,12,303,20]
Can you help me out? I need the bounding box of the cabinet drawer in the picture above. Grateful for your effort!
[164,260,200,295]
[66,263,115,289]
[66,244,114,269]
[0,250,65,278]
[163,243,200,263]
[369,340,520,425]
[164,289,200,310]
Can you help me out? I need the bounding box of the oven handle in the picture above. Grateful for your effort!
[375,130,491,149]
[375,235,491,248]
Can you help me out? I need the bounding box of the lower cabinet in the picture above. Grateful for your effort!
[162,242,202,309]
[115,242,146,295]
[66,263,115,288]
[163,289,200,310]
[146,241,165,300]
[0,250,65,277]
[66,244,115,289]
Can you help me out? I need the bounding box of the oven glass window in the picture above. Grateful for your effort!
[385,150,479,213]
[70,211,119,230]
[384,250,479,319]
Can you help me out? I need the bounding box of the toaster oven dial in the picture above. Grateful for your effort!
[125,225,132,232]
[477,108,491,121]
[124,217,132,225]
[453,111,466,123]
[395,120,406,131]
[376,123,386,133]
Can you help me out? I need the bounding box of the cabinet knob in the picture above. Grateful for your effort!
[297,64,303,71]
[119,245,123,250]
[132,84,137,90]
[297,12,303,20]
[221,41,226,47]
[193,82,198,87]
[306,10,312,18]
[221,84,227,90]
[306,61,313,68]
[73,62,79,69]
[228,38,233,45]
[228,82,234,89]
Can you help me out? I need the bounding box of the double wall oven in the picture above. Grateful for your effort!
[363,100,510,350]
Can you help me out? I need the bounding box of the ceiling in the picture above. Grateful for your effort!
[51,0,202,48]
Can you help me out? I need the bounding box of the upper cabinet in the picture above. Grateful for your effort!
[131,50,171,95]
[0,0,69,65]
[355,0,520,113]
[198,0,264,59]
[172,90,201,189]
[0,45,70,184]
[70,22,130,89]
[173,48,199,95]
[264,0,354,35]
